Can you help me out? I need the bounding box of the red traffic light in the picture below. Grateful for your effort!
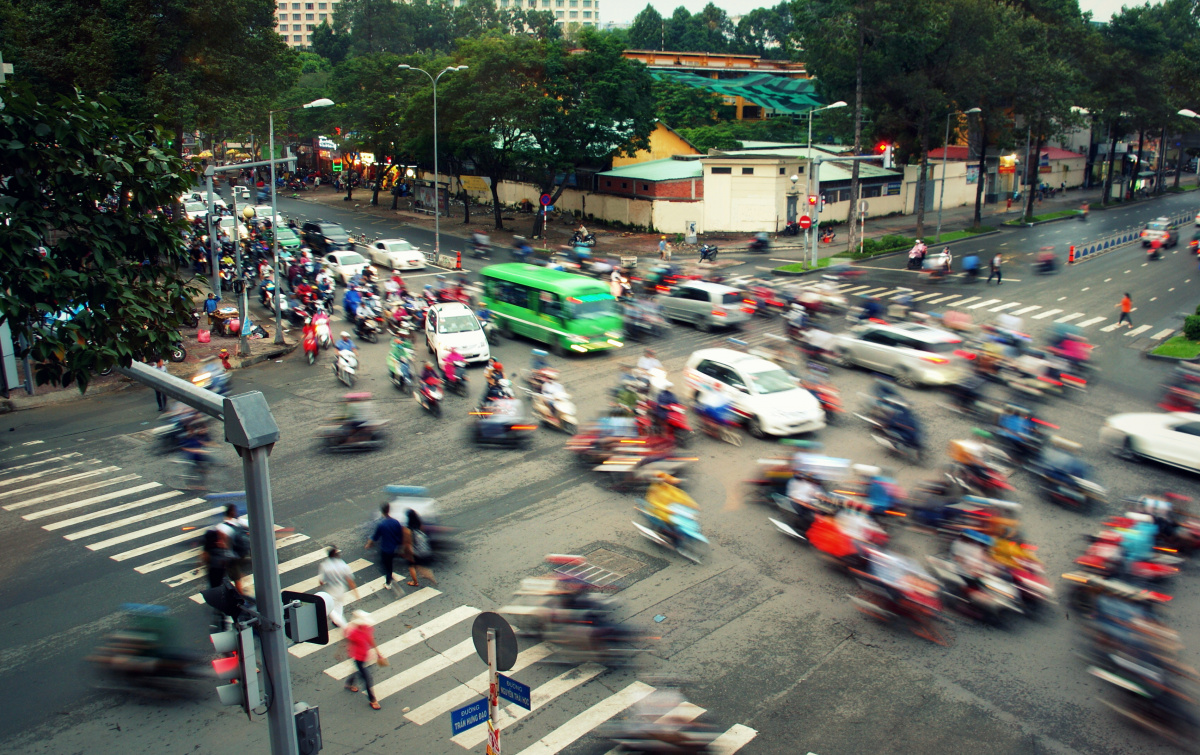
[807,195,818,205]
[876,142,889,153]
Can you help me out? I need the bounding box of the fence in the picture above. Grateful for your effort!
[1072,210,1192,262]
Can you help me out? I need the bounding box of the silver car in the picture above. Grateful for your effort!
[832,321,965,387]
[655,281,751,332]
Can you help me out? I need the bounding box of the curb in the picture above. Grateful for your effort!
[236,341,299,369]
[1002,213,1082,228]
[1143,332,1200,362]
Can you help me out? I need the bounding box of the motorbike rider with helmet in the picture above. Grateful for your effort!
[335,330,356,354]
[540,372,568,421]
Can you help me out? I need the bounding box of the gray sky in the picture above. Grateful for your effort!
[603,0,1150,27]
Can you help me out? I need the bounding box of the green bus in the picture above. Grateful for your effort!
[479,263,624,355]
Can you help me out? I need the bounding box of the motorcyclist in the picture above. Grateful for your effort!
[860,296,885,322]
[336,392,374,446]
[786,470,824,511]
[295,280,315,306]
[695,386,735,428]
[388,336,414,386]
[962,254,980,279]
[650,378,679,432]
[996,405,1038,456]
[750,232,770,252]
[883,398,921,451]
[334,331,356,354]
[637,348,662,373]
[645,471,697,547]
[343,286,362,321]
[939,248,953,273]
[540,373,568,420]
[441,346,466,385]
[471,231,490,254]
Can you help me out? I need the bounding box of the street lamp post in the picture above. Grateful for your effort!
[806,101,846,265]
[936,107,981,243]
[398,64,468,259]
[1179,109,1199,188]
[268,98,334,344]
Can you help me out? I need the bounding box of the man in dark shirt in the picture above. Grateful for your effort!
[365,503,407,593]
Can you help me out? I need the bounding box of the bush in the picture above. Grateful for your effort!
[1194,303,1200,316]
[1184,315,1200,341]
[857,234,915,257]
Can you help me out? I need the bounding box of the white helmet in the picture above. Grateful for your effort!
[340,331,351,339]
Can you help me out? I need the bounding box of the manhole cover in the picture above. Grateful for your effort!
[584,548,646,577]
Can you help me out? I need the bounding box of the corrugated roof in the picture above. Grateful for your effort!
[597,157,703,182]
[651,71,825,115]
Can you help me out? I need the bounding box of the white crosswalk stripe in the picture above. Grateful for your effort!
[3,473,140,511]
[112,528,212,561]
[1152,328,1175,340]
[290,586,440,658]
[515,682,656,755]
[23,482,163,520]
[3,467,124,508]
[1126,324,1152,337]
[599,704,707,755]
[840,285,871,294]
[1055,312,1084,324]
[927,294,961,305]
[711,724,760,754]
[45,491,181,531]
[1076,316,1107,328]
[989,302,1021,313]
[88,506,222,551]
[282,558,375,594]
[371,638,477,700]
[411,644,561,728]
[1032,308,1063,319]
[187,547,343,601]
[911,292,942,302]
[324,605,480,680]
[1011,305,1042,316]
[952,296,981,308]
[137,533,310,574]
[0,462,98,489]
[857,287,889,297]
[0,452,81,476]
[64,497,203,540]
[455,662,606,748]
[967,298,1002,310]
[1100,322,1122,333]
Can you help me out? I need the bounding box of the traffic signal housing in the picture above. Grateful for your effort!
[807,194,818,206]
[210,626,262,718]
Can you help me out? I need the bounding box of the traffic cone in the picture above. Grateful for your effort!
[1068,245,1075,264]
[455,251,461,270]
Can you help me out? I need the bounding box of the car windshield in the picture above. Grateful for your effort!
[745,368,796,394]
[338,253,366,266]
[384,241,414,252]
[439,314,480,334]
[721,292,742,305]
[325,226,349,240]
[277,228,298,241]
[1147,222,1168,232]
[565,296,617,320]
[185,202,205,213]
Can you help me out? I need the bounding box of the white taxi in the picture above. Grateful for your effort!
[425,302,490,365]
[683,348,825,439]
[368,238,427,270]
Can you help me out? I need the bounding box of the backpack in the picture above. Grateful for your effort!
[412,528,432,559]
[222,521,251,560]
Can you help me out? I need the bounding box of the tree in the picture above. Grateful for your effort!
[652,78,723,129]
[0,84,198,391]
[628,4,665,50]
[311,21,351,65]
[330,53,407,205]
[733,4,796,59]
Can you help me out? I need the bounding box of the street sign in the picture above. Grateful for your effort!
[859,200,870,213]
[472,612,518,671]
[450,698,489,735]
[497,674,531,710]
[540,193,552,206]
[798,215,812,230]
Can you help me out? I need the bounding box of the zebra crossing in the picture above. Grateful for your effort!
[0,446,758,754]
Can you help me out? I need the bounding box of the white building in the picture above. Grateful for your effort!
[275,0,597,48]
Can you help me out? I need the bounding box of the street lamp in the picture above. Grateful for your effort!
[936,107,982,243]
[268,97,334,344]
[399,64,468,258]
[235,204,256,356]
[806,101,846,265]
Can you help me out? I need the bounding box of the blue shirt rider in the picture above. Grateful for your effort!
[343,287,362,319]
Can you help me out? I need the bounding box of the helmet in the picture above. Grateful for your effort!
[340,331,351,339]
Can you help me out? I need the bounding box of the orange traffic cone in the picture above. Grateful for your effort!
[1068,245,1075,264]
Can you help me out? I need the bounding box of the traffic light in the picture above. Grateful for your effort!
[807,194,818,206]
[210,626,262,718]
[818,195,826,213]
[295,703,323,755]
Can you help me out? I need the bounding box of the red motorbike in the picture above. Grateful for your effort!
[660,403,693,448]
[302,324,319,366]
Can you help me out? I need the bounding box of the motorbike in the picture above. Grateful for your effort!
[694,401,742,447]
[849,551,947,645]
[633,500,708,564]
[656,402,692,448]
[87,604,211,695]
[748,236,770,254]
[442,364,469,398]
[855,401,923,465]
[927,555,1024,625]
[303,325,319,365]
[906,244,927,270]
[386,345,414,393]
[570,230,596,248]
[1027,444,1107,513]
[800,367,842,424]
[745,286,788,319]
[353,302,384,344]
[524,388,578,435]
[782,220,801,237]
[698,244,719,262]
[598,691,722,752]
[316,406,389,452]
[415,376,444,417]
[333,349,357,387]
[312,308,333,349]
[470,397,537,447]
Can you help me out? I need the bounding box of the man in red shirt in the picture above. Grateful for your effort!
[344,610,384,710]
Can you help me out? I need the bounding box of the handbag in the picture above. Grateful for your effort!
[376,654,389,667]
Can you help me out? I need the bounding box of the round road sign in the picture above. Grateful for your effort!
[798,215,812,230]
[472,612,518,671]
[539,193,552,207]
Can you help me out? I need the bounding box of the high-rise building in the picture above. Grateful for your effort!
[275,0,342,48]
[274,0,598,48]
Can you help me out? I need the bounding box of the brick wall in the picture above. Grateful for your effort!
[596,177,702,200]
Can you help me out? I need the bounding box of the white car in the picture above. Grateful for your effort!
[368,238,427,270]
[321,250,369,286]
[1100,412,1200,473]
[251,205,287,228]
[831,321,966,387]
[425,302,490,365]
[182,191,226,210]
[183,201,209,222]
[683,348,825,438]
[215,215,249,239]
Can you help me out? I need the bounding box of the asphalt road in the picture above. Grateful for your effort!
[0,190,1198,755]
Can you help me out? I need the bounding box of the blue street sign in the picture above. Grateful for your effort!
[497,674,531,710]
[450,698,489,735]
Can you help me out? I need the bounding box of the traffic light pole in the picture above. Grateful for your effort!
[114,361,297,755]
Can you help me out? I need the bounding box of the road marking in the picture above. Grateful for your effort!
[989,302,1021,313]
[875,288,907,298]
[325,605,481,680]
[1170,287,1176,292]
[444,654,592,740]
[1150,297,1157,301]
[599,705,708,755]
[3,473,139,511]
[1076,316,1107,328]
[1,467,123,506]
[0,452,79,475]
[1054,313,1084,323]
[1152,328,1175,340]
[45,491,181,531]
[840,285,871,294]
[412,643,561,729]
[954,296,982,308]
[888,289,916,299]
[1104,278,1112,282]
[927,294,961,305]
[912,292,942,302]
[1080,287,1089,292]
[1126,325,1152,337]
[1057,296,1067,301]
[769,258,797,264]
[711,725,761,754]
[88,506,223,551]
[371,638,477,700]
[1142,263,1148,267]
[291,586,439,658]
[1032,309,1062,320]
[23,482,163,521]
[857,287,889,296]
[137,533,310,574]
[1100,322,1122,332]
[282,557,374,594]
[0,462,97,489]
[1124,270,1131,274]
[514,682,656,755]
[1011,305,1042,316]
[967,298,1001,310]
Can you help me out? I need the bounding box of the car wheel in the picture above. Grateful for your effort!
[833,348,852,369]
[894,367,916,389]
[696,318,711,333]
[1116,436,1139,461]
[499,317,512,339]
[747,416,766,439]
[552,339,567,358]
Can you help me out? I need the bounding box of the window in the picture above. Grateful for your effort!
[556,10,564,16]
[318,2,326,7]
[292,2,300,7]
[797,166,805,174]
[710,167,731,174]
[604,179,611,187]
[490,281,533,308]
[541,0,550,5]
[306,23,314,30]
[863,185,882,198]
[293,23,302,30]
[557,0,564,5]
[528,0,536,7]
[293,34,302,41]
[621,182,627,189]
[695,360,722,380]
[641,183,649,191]
[583,11,591,17]
[279,14,287,22]
[537,293,563,320]
[292,12,300,19]
[319,12,326,18]
[305,13,313,19]
[779,167,786,175]
[583,0,591,5]
[569,0,577,5]
[569,9,577,16]
[838,189,852,202]
[1174,422,1200,437]
[305,2,313,8]
[741,167,754,175]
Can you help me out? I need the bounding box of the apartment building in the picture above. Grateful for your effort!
[275,0,596,48]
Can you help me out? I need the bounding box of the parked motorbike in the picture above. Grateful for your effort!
[570,230,596,247]
[698,244,719,262]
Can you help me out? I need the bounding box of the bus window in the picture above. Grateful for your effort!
[538,291,563,320]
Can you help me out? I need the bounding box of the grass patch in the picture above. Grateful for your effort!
[1151,336,1200,359]
[937,226,996,243]
[1003,209,1081,226]
[775,257,841,273]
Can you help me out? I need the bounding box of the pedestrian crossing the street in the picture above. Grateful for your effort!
[0,444,757,754]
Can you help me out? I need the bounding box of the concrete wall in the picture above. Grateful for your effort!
[701,157,795,233]
[651,200,705,234]
[902,162,974,215]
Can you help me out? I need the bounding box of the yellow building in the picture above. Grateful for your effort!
[611,121,702,167]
